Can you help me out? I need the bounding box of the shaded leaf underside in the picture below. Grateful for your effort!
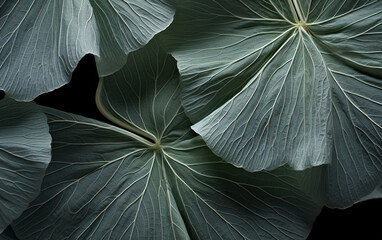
[0,0,99,100]
[0,0,174,100]
[90,0,175,76]
[0,97,51,232]
[12,40,321,240]
[163,0,382,207]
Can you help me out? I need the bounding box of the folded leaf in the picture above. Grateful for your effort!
[12,40,321,240]
[90,0,175,76]
[0,97,51,232]
[162,0,382,176]
[0,0,174,100]
[0,0,99,100]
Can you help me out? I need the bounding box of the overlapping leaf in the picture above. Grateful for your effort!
[0,97,51,232]
[90,0,175,76]
[0,0,99,100]
[12,40,322,239]
[0,0,174,100]
[162,0,382,203]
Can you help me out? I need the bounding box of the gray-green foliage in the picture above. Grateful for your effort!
[11,40,321,240]
[163,0,382,174]
[1,0,382,239]
[0,0,174,100]
[0,98,51,232]
[161,0,382,207]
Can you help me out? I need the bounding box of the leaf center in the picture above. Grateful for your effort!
[295,21,310,32]
[150,140,163,155]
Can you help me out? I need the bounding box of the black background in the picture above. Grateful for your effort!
[3,54,380,239]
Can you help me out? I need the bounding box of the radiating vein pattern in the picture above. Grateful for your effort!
[12,111,188,240]
[11,108,320,240]
[163,0,293,122]
[96,39,193,145]
[193,30,331,170]
[163,0,382,206]
[12,41,321,239]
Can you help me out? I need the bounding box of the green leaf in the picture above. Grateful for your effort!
[12,40,321,240]
[0,97,51,232]
[0,0,174,100]
[0,0,99,100]
[162,1,382,177]
[90,0,175,76]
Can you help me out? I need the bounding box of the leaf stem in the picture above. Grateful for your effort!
[289,0,305,22]
[95,78,157,146]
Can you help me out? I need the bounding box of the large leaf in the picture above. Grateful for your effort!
[12,40,321,239]
[0,97,51,232]
[0,0,174,100]
[90,0,175,76]
[162,0,382,186]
